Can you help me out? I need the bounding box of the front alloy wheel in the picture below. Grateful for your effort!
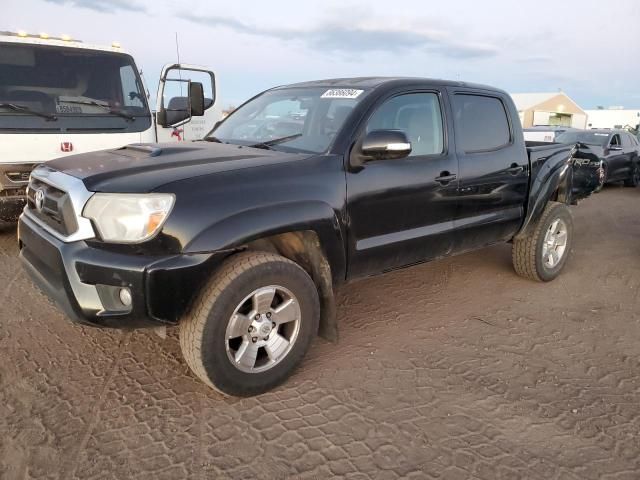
[225,285,301,373]
[180,251,320,396]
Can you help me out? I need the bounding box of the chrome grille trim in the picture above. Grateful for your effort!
[24,165,96,243]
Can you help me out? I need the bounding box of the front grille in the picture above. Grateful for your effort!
[6,171,31,183]
[0,186,27,198]
[26,178,78,236]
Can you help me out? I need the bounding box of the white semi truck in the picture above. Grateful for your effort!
[0,31,220,223]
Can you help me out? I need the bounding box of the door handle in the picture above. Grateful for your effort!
[435,172,457,185]
[507,163,524,175]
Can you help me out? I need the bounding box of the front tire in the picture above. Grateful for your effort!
[512,202,573,282]
[180,251,320,396]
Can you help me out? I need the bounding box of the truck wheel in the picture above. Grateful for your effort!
[180,251,320,396]
[594,163,608,192]
[623,163,639,187]
[512,202,573,282]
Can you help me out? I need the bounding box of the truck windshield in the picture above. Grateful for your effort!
[555,131,610,146]
[0,43,149,124]
[208,87,369,153]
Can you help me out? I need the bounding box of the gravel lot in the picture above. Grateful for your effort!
[1,186,640,480]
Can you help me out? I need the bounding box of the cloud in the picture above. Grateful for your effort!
[43,0,146,13]
[516,54,553,64]
[179,13,498,59]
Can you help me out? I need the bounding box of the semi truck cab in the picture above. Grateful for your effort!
[0,30,219,223]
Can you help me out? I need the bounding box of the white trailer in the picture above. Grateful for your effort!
[585,109,640,131]
[0,31,220,222]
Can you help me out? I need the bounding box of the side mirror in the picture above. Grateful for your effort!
[156,64,216,128]
[361,130,412,161]
[189,82,205,117]
[609,144,623,151]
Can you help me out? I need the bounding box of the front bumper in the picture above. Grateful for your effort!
[18,214,223,329]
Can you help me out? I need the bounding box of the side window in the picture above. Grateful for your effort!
[119,65,144,109]
[366,92,444,156]
[621,134,632,147]
[610,134,621,146]
[452,94,511,152]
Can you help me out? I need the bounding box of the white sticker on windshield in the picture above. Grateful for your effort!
[594,133,609,136]
[321,89,364,99]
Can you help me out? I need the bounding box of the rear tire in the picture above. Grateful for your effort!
[180,251,320,396]
[512,202,573,282]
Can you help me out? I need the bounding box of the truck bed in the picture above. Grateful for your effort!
[526,141,601,202]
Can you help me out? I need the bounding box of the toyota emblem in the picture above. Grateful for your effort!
[34,189,45,211]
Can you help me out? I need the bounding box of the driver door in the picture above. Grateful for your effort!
[155,64,218,142]
[346,89,459,278]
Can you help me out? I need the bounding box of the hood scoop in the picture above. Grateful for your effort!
[119,144,163,157]
[116,143,204,159]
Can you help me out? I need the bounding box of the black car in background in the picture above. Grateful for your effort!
[555,129,640,187]
[523,125,579,143]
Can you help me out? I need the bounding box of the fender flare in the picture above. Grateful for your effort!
[515,158,572,239]
[184,200,346,283]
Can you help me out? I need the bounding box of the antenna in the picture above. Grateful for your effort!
[175,31,181,64]
[175,32,183,96]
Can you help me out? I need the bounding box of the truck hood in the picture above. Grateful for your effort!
[46,142,312,192]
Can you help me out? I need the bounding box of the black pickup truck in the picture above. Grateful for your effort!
[18,77,601,396]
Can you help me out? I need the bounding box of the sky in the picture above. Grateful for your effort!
[4,0,640,109]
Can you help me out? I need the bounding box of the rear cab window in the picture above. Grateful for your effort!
[451,94,511,152]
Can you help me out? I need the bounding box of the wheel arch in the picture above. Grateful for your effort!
[184,201,346,342]
[242,230,339,342]
[516,157,572,240]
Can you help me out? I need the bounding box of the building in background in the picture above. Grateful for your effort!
[584,108,640,131]
[510,92,587,129]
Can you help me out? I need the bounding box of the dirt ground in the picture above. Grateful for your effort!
[1,186,639,480]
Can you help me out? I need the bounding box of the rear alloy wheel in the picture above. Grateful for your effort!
[512,202,573,282]
[541,218,569,270]
[180,251,320,396]
[623,163,640,187]
[594,163,608,192]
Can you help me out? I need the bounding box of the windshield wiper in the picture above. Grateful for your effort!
[0,103,57,121]
[60,99,136,121]
[249,133,303,150]
[202,136,224,143]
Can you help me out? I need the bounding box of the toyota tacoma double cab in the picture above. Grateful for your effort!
[18,77,601,396]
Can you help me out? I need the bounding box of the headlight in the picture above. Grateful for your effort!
[83,193,175,243]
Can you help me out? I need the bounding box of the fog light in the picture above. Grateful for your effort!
[119,288,132,307]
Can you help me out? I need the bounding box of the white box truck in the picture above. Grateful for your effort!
[0,31,220,223]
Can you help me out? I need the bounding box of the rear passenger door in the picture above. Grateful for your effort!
[448,89,528,252]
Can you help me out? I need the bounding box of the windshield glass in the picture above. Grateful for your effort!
[0,43,148,118]
[555,131,611,146]
[209,87,369,153]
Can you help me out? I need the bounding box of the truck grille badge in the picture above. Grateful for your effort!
[34,189,45,211]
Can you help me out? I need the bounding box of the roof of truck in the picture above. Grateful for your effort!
[275,76,503,92]
[0,31,129,54]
